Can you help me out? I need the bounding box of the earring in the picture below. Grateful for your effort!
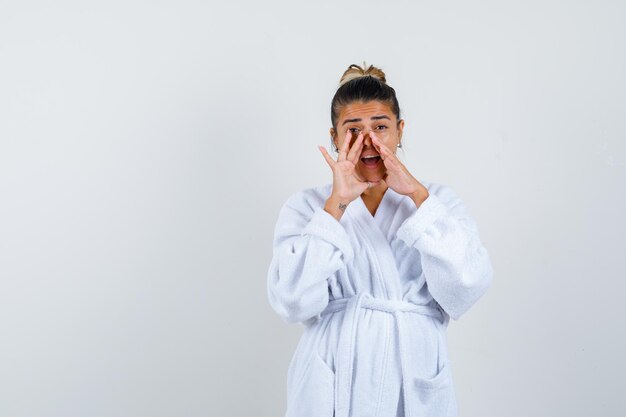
[397,142,402,148]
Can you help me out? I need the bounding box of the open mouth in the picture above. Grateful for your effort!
[360,155,382,167]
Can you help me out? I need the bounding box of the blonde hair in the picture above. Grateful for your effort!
[339,61,387,86]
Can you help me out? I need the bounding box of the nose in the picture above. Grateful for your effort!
[362,133,373,146]
[361,129,375,146]
[350,129,377,148]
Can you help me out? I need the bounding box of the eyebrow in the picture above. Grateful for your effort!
[342,115,391,126]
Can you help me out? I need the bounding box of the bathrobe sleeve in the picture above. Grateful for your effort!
[267,191,354,326]
[395,184,494,320]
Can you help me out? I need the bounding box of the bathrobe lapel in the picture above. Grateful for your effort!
[348,188,402,299]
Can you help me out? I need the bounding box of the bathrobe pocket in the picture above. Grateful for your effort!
[286,352,335,417]
[407,359,453,416]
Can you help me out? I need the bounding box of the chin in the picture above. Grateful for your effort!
[357,164,386,180]
[362,173,385,182]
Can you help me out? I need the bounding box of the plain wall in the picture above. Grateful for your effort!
[1,1,624,416]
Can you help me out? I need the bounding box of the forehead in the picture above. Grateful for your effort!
[338,100,395,123]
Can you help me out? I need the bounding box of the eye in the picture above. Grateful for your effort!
[376,125,388,130]
[348,127,361,134]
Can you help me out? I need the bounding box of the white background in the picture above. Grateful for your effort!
[1,1,624,416]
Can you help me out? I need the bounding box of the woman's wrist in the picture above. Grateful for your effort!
[324,194,350,221]
[409,188,429,208]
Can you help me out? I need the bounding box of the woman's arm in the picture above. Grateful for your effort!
[267,192,354,325]
[395,184,494,320]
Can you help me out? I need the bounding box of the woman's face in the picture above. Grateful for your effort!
[330,100,404,183]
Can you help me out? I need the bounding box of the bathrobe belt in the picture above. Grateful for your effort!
[320,293,446,417]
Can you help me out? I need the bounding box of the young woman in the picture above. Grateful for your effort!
[267,63,494,417]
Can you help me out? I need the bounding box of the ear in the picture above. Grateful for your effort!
[397,119,404,142]
[329,127,337,148]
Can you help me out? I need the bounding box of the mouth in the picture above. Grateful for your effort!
[360,155,382,168]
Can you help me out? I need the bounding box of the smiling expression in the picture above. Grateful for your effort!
[330,100,404,182]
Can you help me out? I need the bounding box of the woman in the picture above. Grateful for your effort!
[266,63,494,417]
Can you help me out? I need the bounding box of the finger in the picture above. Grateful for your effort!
[370,132,391,156]
[359,181,371,194]
[351,136,365,165]
[337,130,352,161]
[371,134,397,163]
[361,178,381,194]
[318,146,336,169]
[347,132,364,163]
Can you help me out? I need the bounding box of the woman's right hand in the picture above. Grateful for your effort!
[318,130,380,210]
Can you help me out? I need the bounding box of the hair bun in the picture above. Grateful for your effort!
[339,61,387,86]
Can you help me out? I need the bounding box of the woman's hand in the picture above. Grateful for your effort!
[370,132,429,203]
[319,130,380,204]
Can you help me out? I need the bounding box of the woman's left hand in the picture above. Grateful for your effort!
[371,132,429,202]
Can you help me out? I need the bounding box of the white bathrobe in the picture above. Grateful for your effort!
[267,180,493,417]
